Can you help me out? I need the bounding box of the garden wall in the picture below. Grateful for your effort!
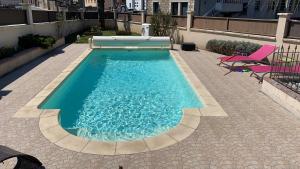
[176,28,276,50]
[0,19,99,48]
[117,21,142,34]
[262,78,300,117]
[0,38,65,77]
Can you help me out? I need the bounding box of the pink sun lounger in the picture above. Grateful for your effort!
[249,65,300,83]
[217,45,277,69]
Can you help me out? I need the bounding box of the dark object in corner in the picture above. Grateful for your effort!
[181,43,196,51]
[0,145,45,169]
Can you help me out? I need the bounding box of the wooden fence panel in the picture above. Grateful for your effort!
[84,12,98,19]
[287,20,300,39]
[117,13,130,21]
[0,9,27,26]
[33,10,48,23]
[228,18,277,36]
[131,14,141,23]
[66,12,81,20]
[192,16,228,31]
[173,16,187,27]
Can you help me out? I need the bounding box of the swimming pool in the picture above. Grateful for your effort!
[40,49,203,141]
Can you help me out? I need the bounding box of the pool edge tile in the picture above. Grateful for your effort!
[165,124,195,142]
[144,134,177,151]
[81,141,116,155]
[183,108,201,117]
[41,125,70,143]
[56,135,89,152]
[116,140,149,155]
[180,114,200,129]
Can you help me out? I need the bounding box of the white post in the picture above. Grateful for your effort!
[88,38,92,49]
[23,3,33,25]
[62,8,67,22]
[186,10,193,31]
[178,3,181,16]
[276,13,292,45]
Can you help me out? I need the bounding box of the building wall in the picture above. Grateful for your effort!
[147,0,176,14]
[193,0,300,18]
[146,0,194,15]
[85,0,97,7]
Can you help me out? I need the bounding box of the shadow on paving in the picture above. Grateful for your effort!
[0,45,68,95]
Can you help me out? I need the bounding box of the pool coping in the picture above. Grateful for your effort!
[14,48,227,155]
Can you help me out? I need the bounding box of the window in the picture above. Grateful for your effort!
[181,2,188,15]
[153,2,159,14]
[255,0,260,11]
[171,2,178,15]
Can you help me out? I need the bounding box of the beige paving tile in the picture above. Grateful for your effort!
[81,141,116,155]
[166,124,195,142]
[41,125,70,143]
[35,89,53,97]
[144,134,177,151]
[201,96,219,106]
[180,114,200,129]
[183,108,201,116]
[116,140,149,155]
[25,97,45,106]
[14,107,41,118]
[56,135,89,152]
[39,115,59,130]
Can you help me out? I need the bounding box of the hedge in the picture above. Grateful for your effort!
[0,47,16,60]
[18,34,56,49]
[206,39,261,56]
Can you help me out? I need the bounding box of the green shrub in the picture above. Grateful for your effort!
[0,47,16,60]
[39,36,56,49]
[206,39,261,56]
[18,34,56,49]
[88,26,103,36]
[65,33,78,44]
[150,12,177,36]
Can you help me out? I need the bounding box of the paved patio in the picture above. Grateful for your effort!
[1,44,300,169]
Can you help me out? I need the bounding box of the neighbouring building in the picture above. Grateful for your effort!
[0,0,85,11]
[145,0,300,18]
[85,0,97,7]
[84,0,121,11]
[146,0,193,15]
[194,0,300,18]
[126,0,147,11]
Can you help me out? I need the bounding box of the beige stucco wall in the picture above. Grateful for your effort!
[177,29,276,49]
[117,21,142,34]
[262,79,300,117]
[0,19,99,48]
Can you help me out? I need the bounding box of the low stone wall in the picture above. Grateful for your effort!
[0,19,99,48]
[0,39,65,77]
[176,28,276,50]
[261,78,300,117]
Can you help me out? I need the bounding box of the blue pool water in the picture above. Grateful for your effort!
[40,49,203,141]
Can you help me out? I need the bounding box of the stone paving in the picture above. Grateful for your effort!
[1,44,300,169]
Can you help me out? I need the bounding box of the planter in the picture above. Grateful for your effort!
[0,38,65,77]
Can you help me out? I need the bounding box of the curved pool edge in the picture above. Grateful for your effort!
[13,48,228,155]
[38,108,201,155]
